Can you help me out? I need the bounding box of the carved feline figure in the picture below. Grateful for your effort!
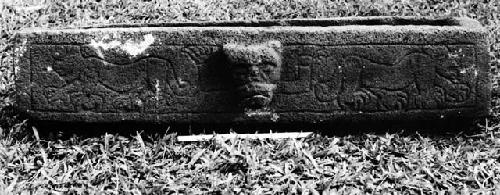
[223,41,282,111]
[314,50,472,111]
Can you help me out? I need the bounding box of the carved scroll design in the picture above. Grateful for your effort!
[308,46,475,111]
[30,44,478,114]
[30,45,213,113]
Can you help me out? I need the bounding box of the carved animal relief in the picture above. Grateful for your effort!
[14,17,490,123]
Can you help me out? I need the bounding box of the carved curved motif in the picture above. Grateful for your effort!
[29,43,479,116]
[309,47,475,112]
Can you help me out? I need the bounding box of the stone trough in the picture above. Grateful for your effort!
[13,17,490,124]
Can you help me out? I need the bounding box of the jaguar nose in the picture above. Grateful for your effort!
[250,66,259,75]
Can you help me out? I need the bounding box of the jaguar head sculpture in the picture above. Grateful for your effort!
[223,41,282,111]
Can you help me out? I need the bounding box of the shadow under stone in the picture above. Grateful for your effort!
[30,117,484,141]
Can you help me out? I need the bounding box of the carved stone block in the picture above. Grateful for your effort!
[224,41,282,112]
[13,17,490,123]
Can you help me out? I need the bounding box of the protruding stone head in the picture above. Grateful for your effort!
[223,41,282,110]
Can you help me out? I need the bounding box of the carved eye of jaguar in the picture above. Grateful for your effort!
[223,41,282,111]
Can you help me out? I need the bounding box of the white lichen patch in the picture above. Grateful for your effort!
[448,48,464,59]
[177,78,188,88]
[245,109,280,122]
[90,34,155,58]
[90,39,121,51]
[135,99,143,107]
[11,39,28,65]
[154,79,161,101]
[459,64,479,77]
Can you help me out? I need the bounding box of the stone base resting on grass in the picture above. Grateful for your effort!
[13,17,490,124]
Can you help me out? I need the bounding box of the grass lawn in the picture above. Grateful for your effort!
[1,0,500,194]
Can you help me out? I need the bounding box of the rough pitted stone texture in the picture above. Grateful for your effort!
[14,17,490,123]
[224,41,282,111]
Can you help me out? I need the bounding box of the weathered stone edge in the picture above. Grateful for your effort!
[13,40,30,114]
[26,107,488,123]
[16,17,488,46]
[477,46,492,117]
[23,16,484,29]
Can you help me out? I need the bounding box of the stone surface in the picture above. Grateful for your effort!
[14,16,490,123]
[224,41,282,111]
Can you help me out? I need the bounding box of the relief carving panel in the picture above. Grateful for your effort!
[30,44,478,114]
[276,45,477,112]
